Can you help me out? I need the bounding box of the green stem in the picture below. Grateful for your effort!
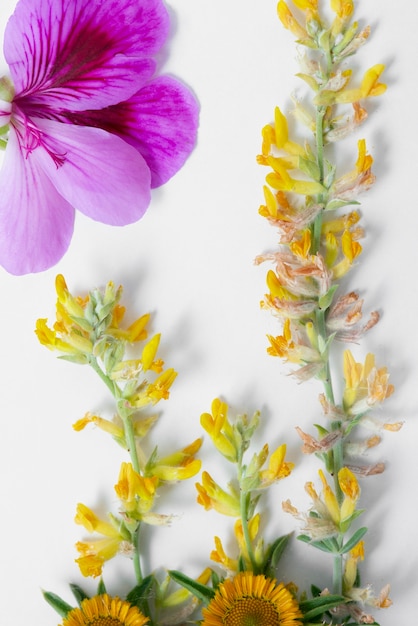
[239,490,258,573]
[88,355,144,582]
[312,62,347,601]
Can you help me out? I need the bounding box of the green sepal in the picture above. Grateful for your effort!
[238,555,247,573]
[339,526,368,553]
[168,570,215,605]
[126,575,154,616]
[297,534,339,554]
[69,583,90,605]
[344,410,368,436]
[210,569,221,591]
[300,594,345,620]
[97,578,107,595]
[325,198,360,211]
[262,532,292,576]
[68,315,93,333]
[313,423,329,438]
[318,285,339,311]
[296,73,320,92]
[58,354,89,365]
[339,509,364,534]
[298,156,321,181]
[42,590,74,618]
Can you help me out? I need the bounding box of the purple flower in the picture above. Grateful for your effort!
[0,0,199,275]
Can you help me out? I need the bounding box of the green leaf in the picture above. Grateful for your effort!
[297,535,339,554]
[70,583,89,605]
[42,591,74,618]
[126,575,155,614]
[300,594,345,619]
[339,527,368,554]
[263,533,292,575]
[318,285,339,311]
[97,578,107,595]
[168,570,215,605]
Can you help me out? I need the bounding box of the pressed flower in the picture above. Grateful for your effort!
[61,594,148,626]
[201,572,303,626]
[277,1,309,41]
[0,0,199,274]
[343,350,394,414]
[114,462,158,514]
[259,444,294,487]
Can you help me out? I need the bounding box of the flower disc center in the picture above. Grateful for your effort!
[225,597,280,626]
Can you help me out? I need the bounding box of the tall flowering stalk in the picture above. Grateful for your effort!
[256,1,398,622]
[35,275,204,626]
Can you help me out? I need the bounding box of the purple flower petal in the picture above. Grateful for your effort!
[5,0,170,111]
[33,117,152,224]
[63,76,200,188]
[0,130,75,275]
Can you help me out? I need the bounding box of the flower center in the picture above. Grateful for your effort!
[85,616,123,626]
[224,597,281,626]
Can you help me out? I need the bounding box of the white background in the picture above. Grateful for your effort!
[0,0,417,624]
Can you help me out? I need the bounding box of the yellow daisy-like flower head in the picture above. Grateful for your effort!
[61,594,148,626]
[202,572,302,626]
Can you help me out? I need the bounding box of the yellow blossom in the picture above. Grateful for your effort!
[114,462,158,513]
[343,350,394,413]
[265,158,325,196]
[196,471,240,517]
[259,444,294,486]
[131,368,177,407]
[277,1,309,40]
[73,412,124,440]
[200,399,238,461]
[210,536,239,572]
[151,440,202,482]
[336,64,386,103]
[74,504,130,577]
[140,333,162,371]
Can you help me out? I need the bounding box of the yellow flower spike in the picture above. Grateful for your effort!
[260,444,294,486]
[277,1,309,40]
[319,470,340,525]
[141,333,161,371]
[196,471,240,516]
[211,536,239,572]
